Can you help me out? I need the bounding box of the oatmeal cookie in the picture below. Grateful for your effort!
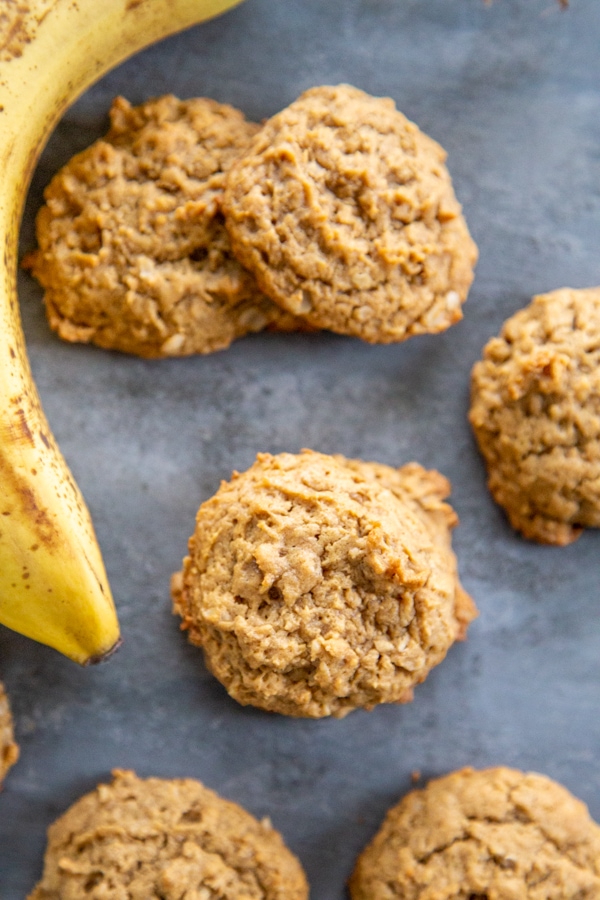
[349,766,600,899]
[0,681,19,784]
[469,286,600,544]
[171,449,476,719]
[24,94,298,358]
[222,84,478,343]
[28,769,308,900]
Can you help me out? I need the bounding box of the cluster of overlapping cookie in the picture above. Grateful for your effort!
[25,85,478,357]
[19,81,600,898]
[26,84,600,546]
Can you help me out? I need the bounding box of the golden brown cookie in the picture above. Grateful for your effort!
[0,681,19,785]
[222,84,478,343]
[469,286,600,545]
[171,449,477,719]
[349,766,600,899]
[28,769,308,900]
[24,94,299,358]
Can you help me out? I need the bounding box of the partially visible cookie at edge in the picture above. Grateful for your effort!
[28,769,308,900]
[349,766,600,899]
[469,286,600,544]
[0,681,19,785]
[223,84,478,343]
[171,449,477,719]
[24,94,301,358]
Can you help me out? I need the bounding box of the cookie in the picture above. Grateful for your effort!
[171,449,477,719]
[24,94,299,358]
[349,766,600,899]
[0,681,19,784]
[222,84,478,343]
[28,769,308,900]
[469,286,600,544]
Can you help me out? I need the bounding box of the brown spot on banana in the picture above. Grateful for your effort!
[16,407,34,444]
[0,0,60,61]
[0,454,61,551]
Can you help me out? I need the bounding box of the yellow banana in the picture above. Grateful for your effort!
[0,0,243,664]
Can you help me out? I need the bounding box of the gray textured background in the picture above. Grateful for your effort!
[2,0,600,896]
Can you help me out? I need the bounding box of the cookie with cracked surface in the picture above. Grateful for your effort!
[470,286,600,545]
[349,766,600,899]
[24,94,300,358]
[171,449,476,719]
[28,769,308,900]
[222,84,478,343]
[0,682,19,785]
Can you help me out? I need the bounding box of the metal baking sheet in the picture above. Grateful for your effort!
[2,1,600,896]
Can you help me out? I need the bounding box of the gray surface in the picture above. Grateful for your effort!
[2,0,600,896]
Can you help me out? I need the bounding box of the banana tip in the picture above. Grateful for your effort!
[84,636,123,666]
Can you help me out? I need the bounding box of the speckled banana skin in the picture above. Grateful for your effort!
[0,0,242,662]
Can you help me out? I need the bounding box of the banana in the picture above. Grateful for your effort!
[0,0,243,664]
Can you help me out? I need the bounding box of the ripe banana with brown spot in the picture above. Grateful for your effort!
[0,0,243,664]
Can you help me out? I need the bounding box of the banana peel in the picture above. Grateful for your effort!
[0,0,244,664]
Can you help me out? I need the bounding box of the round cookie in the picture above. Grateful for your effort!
[469,286,600,545]
[349,766,600,899]
[25,94,298,358]
[0,681,19,784]
[171,449,477,718]
[222,84,478,343]
[28,769,308,900]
